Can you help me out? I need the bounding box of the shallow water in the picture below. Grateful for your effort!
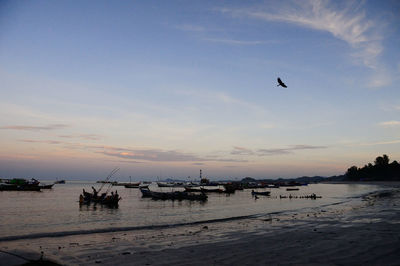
[0,182,383,239]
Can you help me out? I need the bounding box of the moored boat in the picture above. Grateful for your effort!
[123,182,141,188]
[0,178,42,191]
[140,187,207,201]
[79,187,121,207]
[39,184,54,189]
[0,183,41,191]
[251,190,271,196]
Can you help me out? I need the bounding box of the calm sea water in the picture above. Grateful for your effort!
[0,181,383,239]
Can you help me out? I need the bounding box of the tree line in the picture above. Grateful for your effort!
[345,154,400,181]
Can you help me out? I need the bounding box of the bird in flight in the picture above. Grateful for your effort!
[277,77,287,88]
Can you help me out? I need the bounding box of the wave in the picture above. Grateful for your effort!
[0,199,355,242]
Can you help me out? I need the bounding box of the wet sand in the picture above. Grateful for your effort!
[1,184,400,266]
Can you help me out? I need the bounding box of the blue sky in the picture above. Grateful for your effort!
[1,0,399,181]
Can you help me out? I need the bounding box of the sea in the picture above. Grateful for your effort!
[0,181,384,241]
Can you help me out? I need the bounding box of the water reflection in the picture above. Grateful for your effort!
[0,182,387,239]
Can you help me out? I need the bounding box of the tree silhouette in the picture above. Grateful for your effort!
[345,154,400,181]
[374,154,389,166]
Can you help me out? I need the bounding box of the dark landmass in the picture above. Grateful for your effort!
[345,154,400,181]
[238,155,400,184]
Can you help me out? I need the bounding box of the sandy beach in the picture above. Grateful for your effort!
[1,183,400,266]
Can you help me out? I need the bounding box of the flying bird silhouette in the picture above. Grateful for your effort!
[277,77,287,88]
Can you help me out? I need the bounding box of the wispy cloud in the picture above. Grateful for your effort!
[367,70,393,88]
[17,139,245,163]
[202,38,272,45]
[175,24,207,32]
[231,146,254,155]
[0,124,68,131]
[176,23,272,46]
[19,139,64,145]
[58,134,102,140]
[98,149,205,162]
[232,144,327,156]
[356,139,400,146]
[218,0,389,87]
[378,120,400,127]
[175,89,268,115]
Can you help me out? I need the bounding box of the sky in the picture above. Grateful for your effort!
[1,0,400,181]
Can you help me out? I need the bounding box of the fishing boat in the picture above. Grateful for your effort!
[79,168,121,207]
[251,190,271,196]
[140,187,207,201]
[79,190,121,207]
[39,183,54,189]
[184,187,202,192]
[0,178,42,191]
[124,182,141,188]
[54,179,65,184]
[184,186,226,193]
[157,182,186,187]
[0,183,41,191]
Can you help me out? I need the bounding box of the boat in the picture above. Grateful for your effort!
[140,187,207,201]
[139,187,153,198]
[184,187,202,192]
[184,187,226,193]
[79,188,121,207]
[80,168,121,207]
[157,182,186,187]
[39,184,54,189]
[54,180,65,184]
[286,188,299,191]
[0,183,41,191]
[251,190,271,196]
[201,187,224,193]
[0,178,42,191]
[123,182,141,188]
[222,183,239,193]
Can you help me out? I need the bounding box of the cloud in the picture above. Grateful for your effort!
[378,120,400,127]
[58,134,102,140]
[0,124,68,131]
[356,139,400,146]
[17,139,245,163]
[257,148,292,156]
[231,146,254,155]
[175,24,207,32]
[176,23,275,46]
[176,89,268,115]
[98,149,204,162]
[232,144,327,156]
[202,38,272,45]
[218,0,390,86]
[368,69,393,88]
[19,139,64,145]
